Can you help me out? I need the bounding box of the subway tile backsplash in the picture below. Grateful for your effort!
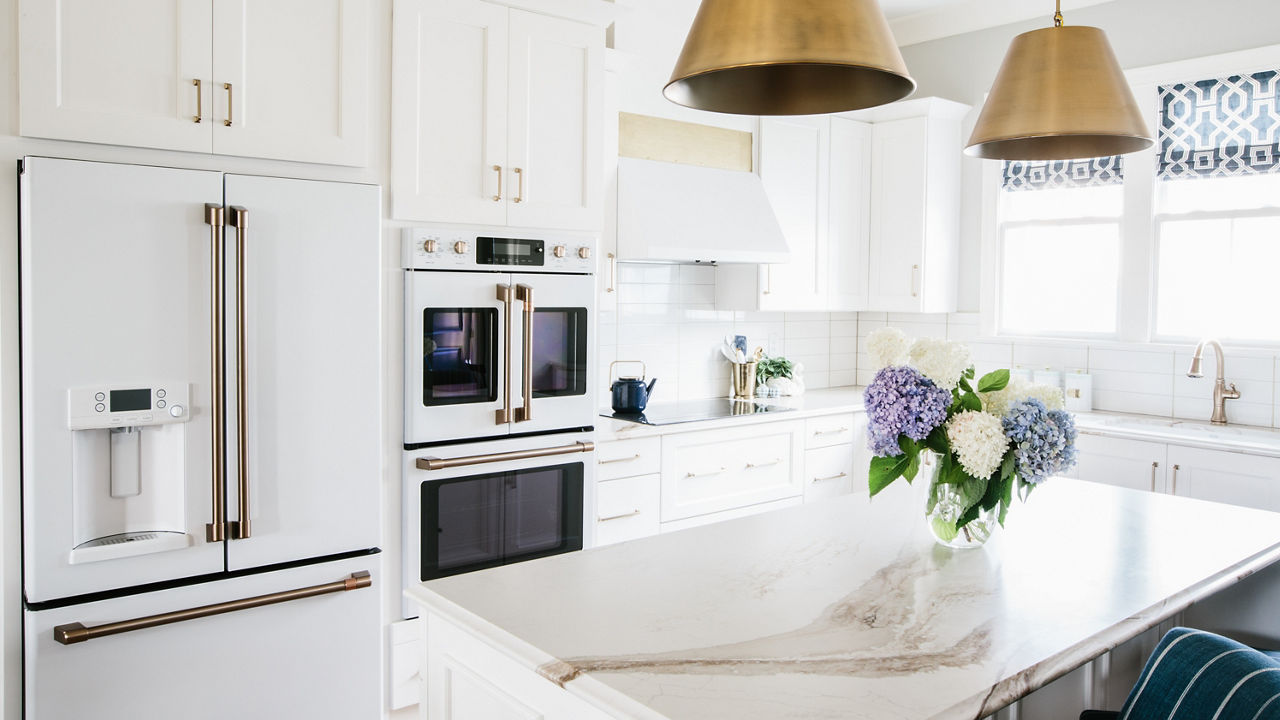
[598,265,1280,428]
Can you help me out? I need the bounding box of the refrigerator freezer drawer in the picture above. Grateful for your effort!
[25,555,379,720]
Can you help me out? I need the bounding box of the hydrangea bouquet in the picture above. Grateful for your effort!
[863,328,1078,547]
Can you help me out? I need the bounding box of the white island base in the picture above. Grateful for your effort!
[407,480,1280,720]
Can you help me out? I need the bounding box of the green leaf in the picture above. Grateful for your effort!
[977,369,1011,393]
[956,473,988,509]
[904,451,921,483]
[868,454,911,497]
[924,425,950,455]
[958,377,974,393]
[1001,451,1016,480]
[926,476,943,516]
[931,515,959,543]
[956,502,981,530]
[965,366,976,379]
[898,435,920,458]
[960,392,982,412]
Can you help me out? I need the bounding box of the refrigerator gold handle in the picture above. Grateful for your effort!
[513,284,534,423]
[416,441,594,472]
[53,572,372,645]
[203,204,227,543]
[495,284,513,424]
[228,206,250,540]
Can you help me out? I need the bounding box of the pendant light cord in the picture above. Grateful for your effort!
[1054,0,1063,26]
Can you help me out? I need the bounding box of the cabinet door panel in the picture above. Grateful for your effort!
[758,116,830,310]
[19,0,213,151]
[868,117,928,312]
[213,0,369,165]
[391,0,508,224]
[828,117,872,311]
[1167,445,1280,512]
[1073,434,1166,493]
[661,422,804,522]
[506,9,603,231]
[223,175,381,570]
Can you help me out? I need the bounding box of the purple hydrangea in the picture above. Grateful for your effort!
[1002,398,1079,484]
[864,366,951,457]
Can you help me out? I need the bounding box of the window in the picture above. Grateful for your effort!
[1153,70,1280,342]
[996,158,1124,336]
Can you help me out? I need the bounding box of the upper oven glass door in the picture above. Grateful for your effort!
[405,272,510,444]
[508,272,595,436]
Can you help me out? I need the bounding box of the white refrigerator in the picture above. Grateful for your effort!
[19,157,382,719]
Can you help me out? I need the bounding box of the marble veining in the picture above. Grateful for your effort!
[408,480,1280,719]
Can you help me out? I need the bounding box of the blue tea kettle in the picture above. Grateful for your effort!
[610,361,657,413]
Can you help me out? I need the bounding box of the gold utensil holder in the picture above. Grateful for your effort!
[731,361,758,399]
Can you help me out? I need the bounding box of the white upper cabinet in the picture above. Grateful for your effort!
[392,0,604,231]
[757,116,830,311]
[18,0,370,166]
[865,98,967,313]
[828,117,873,311]
[211,0,370,166]
[18,0,214,153]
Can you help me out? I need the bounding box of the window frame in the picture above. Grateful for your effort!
[980,42,1280,349]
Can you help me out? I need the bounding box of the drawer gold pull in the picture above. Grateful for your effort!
[685,467,726,479]
[812,471,848,483]
[745,458,783,469]
[597,509,641,522]
[813,427,850,436]
[599,454,641,465]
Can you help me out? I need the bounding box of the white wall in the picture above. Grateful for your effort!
[0,3,408,718]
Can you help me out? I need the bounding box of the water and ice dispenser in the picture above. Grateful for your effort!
[67,382,193,564]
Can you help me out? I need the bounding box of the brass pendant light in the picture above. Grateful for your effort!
[664,0,916,116]
[965,1,1153,160]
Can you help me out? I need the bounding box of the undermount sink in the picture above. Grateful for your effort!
[1080,413,1280,447]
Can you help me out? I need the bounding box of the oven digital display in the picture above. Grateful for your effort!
[477,237,544,266]
[110,388,151,412]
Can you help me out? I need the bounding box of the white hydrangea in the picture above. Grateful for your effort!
[946,410,1010,479]
[981,377,1065,416]
[908,337,972,390]
[866,327,911,370]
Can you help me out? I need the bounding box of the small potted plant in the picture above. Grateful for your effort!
[755,355,801,397]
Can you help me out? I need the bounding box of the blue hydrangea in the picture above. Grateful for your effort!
[1002,399,1079,484]
[864,366,951,457]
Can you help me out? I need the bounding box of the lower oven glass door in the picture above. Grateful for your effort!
[421,461,584,581]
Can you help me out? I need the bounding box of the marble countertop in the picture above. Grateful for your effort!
[406,480,1280,719]
[597,386,865,441]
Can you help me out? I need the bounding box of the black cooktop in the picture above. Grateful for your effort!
[602,398,796,426]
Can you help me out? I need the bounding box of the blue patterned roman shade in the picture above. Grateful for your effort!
[1159,70,1280,179]
[1002,156,1124,192]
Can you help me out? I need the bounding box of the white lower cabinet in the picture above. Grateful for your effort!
[661,421,804,522]
[804,444,855,502]
[25,556,379,720]
[595,473,660,547]
[1073,434,1167,492]
[1166,445,1280,512]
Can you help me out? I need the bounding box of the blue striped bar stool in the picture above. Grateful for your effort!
[1080,627,1280,719]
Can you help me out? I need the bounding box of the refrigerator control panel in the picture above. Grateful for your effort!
[67,383,191,430]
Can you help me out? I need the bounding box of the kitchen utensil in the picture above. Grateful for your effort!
[720,345,741,363]
[610,361,658,413]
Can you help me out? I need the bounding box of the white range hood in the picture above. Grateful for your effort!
[617,157,790,264]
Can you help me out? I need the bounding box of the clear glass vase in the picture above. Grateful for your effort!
[924,455,998,549]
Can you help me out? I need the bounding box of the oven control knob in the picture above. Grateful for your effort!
[169,404,185,418]
[578,247,591,260]
[423,238,438,253]
[553,245,567,258]
[453,241,469,255]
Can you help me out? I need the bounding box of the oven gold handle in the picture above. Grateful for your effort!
[228,206,250,540]
[417,441,594,472]
[203,203,227,543]
[53,572,371,645]
[513,284,534,423]
[495,284,514,424]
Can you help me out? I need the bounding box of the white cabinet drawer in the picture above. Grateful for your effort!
[596,437,661,481]
[595,473,660,547]
[661,421,804,522]
[659,497,803,533]
[804,445,855,502]
[806,413,856,449]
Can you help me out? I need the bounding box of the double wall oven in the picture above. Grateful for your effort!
[401,227,596,616]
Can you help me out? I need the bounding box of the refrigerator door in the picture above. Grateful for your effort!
[222,175,381,570]
[20,157,226,603]
[25,555,380,720]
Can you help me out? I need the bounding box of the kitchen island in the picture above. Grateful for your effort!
[405,479,1280,719]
